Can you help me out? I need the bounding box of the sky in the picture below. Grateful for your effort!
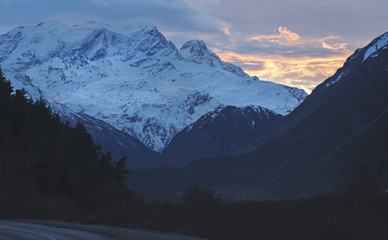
[0,0,387,93]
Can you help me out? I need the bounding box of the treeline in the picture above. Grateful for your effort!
[0,68,138,221]
[130,185,388,240]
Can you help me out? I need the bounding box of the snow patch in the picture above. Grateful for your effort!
[363,32,388,62]
[326,69,349,87]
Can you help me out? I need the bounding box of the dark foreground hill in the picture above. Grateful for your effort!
[127,31,388,201]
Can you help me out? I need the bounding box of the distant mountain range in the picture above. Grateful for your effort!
[127,31,388,200]
[0,21,306,167]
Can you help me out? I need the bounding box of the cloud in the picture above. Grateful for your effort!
[248,26,349,52]
[86,0,109,7]
[321,42,348,50]
[0,0,225,34]
[216,50,348,93]
[250,27,302,46]
[211,26,352,93]
[223,27,231,35]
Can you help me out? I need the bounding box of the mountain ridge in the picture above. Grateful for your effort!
[0,21,306,154]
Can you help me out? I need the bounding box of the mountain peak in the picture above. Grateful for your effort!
[115,22,158,37]
[179,39,252,78]
[179,39,214,65]
[181,40,208,51]
[180,39,213,59]
[35,20,67,28]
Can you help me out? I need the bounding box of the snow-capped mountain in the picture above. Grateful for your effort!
[0,21,306,152]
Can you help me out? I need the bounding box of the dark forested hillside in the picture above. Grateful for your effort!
[0,68,137,221]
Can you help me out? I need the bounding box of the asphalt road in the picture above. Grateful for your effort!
[0,220,205,240]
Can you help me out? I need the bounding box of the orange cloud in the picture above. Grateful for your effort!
[213,26,353,93]
[216,50,350,93]
[321,41,348,50]
[223,27,231,35]
[249,26,349,51]
[250,26,302,46]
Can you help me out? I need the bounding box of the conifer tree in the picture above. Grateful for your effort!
[115,157,129,186]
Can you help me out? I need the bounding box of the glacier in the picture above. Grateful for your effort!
[0,21,307,152]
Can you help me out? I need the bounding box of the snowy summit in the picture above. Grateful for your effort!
[0,21,307,152]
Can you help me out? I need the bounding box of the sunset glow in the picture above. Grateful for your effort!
[211,26,352,93]
[250,27,302,46]
[217,51,348,93]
